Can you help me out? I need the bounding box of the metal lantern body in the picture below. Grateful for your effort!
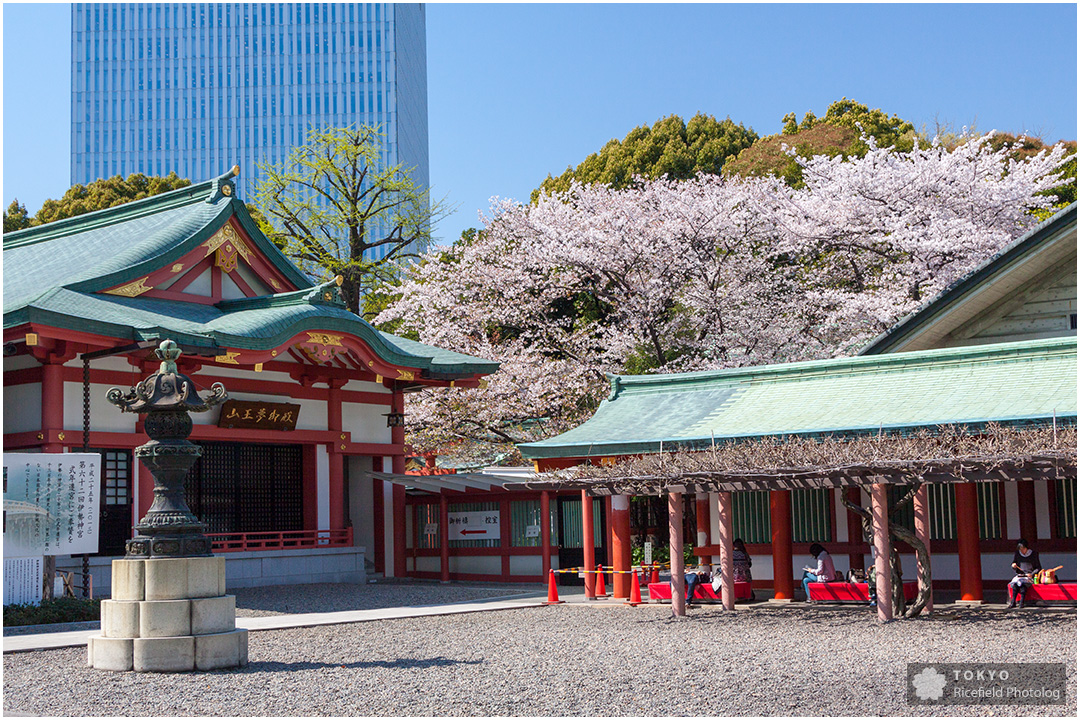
[107,340,227,558]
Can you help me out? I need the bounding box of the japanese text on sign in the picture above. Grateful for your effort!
[447,510,500,540]
[3,453,101,557]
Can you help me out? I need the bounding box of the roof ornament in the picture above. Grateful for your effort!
[206,165,241,204]
[302,276,346,307]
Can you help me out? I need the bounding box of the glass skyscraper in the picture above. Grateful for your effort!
[71,3,428,259]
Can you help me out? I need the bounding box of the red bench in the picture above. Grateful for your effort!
[808,581,918,603]
[1009,583,1077,603]
[648,581,753,602]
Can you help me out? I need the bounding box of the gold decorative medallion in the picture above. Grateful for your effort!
[25,333,39,346]
[271,350,278,357]
[58,432,65,441]
[104,276,153,297]
[254,363,264,372]
[375,374,383,383]
[171,263,185,273]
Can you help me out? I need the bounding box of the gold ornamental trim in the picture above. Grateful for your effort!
[396,369,415,382]
[214,351,241,365]
[306,332,343,347]
[104,276,153,297]
[202,224,250,262]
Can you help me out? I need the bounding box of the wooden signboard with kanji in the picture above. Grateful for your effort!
[217,400,301,431]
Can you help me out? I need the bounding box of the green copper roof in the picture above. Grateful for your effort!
[860,203,1077,355]
[518,337,1077,460]
[2,170,499,378]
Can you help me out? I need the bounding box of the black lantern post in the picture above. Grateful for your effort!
[107,339,228,558]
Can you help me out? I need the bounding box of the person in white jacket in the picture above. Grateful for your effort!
[801,543,836,601]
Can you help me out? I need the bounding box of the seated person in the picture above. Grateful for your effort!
[733,538,754,601]
[801,543,836,601]
[683,566,710,603]
[1007,538,1041,609]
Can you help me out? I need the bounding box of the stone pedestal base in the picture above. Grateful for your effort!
[88,557,248,672]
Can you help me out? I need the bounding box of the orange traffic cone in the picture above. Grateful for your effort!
[626,567,644,606]
[650,564,660,584]
[543,569,564,605]
[595,564,607,597]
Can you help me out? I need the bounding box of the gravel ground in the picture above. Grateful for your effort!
[3,599,1075,717]
[232,580,540,617]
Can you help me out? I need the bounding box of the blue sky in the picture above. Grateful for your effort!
[3,3,1077,244]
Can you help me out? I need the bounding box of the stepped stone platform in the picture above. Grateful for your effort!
[87,556,247,672]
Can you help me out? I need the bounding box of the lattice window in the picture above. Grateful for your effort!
[731,491,771,544]
[791,488,832,543]
[1057,478,1077,538]
[510,499,557,547]
[102,450,130,506]
[185,442,303,534]
[414,503,439,549]
[558,498,603,549]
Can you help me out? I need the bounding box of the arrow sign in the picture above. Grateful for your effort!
[447,510,500,540]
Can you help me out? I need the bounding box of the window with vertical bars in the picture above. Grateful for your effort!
[414,503,439,549]
[731,491,771,544]
[559,498,603,548]
[791,488,832,543]
[1056,478,1077,538]
[510,500,557,547]
[976,482,1002,540]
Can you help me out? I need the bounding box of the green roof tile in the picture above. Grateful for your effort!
[518,337,1077,459]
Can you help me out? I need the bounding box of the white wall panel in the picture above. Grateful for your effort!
[317,444,329,530]
[342,402,392,443]
[4,383,42,433]
[63,382,138,433]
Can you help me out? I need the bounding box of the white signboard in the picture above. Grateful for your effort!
[525,525,540,538]
[424,523,438,536]
[644,541,653,566]
[447,510,500,540]
[3,556,43,606]
[3,453,101,557]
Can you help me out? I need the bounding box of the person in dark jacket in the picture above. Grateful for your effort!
[1007,538,1041,609]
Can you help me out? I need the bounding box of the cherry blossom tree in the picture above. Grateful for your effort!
[379,133,1071,461]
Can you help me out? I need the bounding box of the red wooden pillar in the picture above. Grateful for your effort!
[717,491,735,611]
[391,387,407,578]
[845,487,865,571]
[871,483,894,622]
[327,380,345,531]
[1016,480,1038,543]
[392,483,407,578]
[769,489,794,600]
[373,464,385,575]
[913,484,933,613]
[669,492,686,617]
[540,491,552,581]
[611,494,631,598]
[581,490,596,599]
[439,492,450,583]
[955,482,983,602]
[41,360,65,453]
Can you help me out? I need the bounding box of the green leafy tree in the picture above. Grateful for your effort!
[725,98,920,187]
[4,173,191,233]
[532,113,758,201]
[33,172,191,225]
[256,124,446,315]
[3,200,32,232]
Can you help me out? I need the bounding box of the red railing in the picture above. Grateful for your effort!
[208,528,353,553]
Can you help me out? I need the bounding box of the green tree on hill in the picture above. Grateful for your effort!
[724,98,920,187]
[532,113,758,201]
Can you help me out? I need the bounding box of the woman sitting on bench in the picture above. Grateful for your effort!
[801,543,836,602]
[1007,538,1041,609]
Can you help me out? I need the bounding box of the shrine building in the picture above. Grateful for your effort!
[2,168,500,590]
